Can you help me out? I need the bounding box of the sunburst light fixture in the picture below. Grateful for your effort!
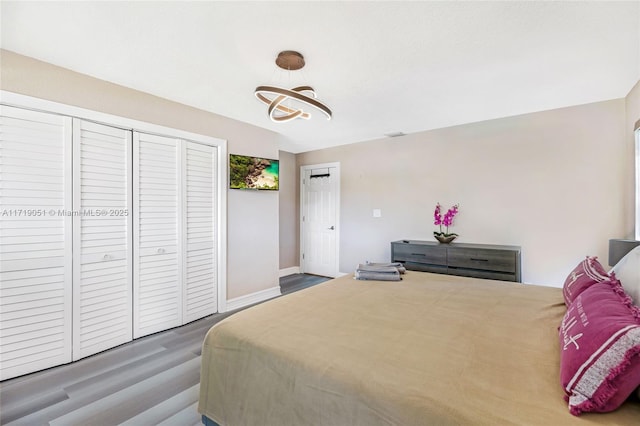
[254,51,332,123]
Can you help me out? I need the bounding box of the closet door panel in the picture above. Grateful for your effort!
[133,132,181,338]
[73,120,132,360]
[0,106,73,380]
[183,141,217,323]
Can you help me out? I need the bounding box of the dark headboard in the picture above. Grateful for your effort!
[609,239,640,266]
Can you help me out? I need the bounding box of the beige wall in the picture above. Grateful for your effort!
[298,99,628,286]
[626,80,640,238]
[1,49,281,300]
[278,151,298,269]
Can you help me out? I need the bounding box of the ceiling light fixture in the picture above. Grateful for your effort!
[255,51,332,123]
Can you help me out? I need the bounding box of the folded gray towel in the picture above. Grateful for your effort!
[354,269,401,281]
[356,264,399,274]
[365,262,406,274]
[366,262,404,267]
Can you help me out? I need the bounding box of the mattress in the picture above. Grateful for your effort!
[198,272,640,425]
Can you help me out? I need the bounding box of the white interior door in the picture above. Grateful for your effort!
[301,164,340,277]
[182,141,217,322]
[133,132,182,338]
[73,119,132,360]
[0,106,73,380]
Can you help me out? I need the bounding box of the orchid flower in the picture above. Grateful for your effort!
[434,203,459,236]
[434,203,442,229]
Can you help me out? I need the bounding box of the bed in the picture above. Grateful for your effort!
[198,272,640,425]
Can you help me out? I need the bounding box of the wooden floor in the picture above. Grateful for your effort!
[0,274,330,426]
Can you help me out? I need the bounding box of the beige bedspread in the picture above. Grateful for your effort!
[199,272,640,425]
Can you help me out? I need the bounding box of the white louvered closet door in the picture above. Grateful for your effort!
[133,132,182,338]
[182,141,217,322]
[0,106,73,380]
[72,119,132,360]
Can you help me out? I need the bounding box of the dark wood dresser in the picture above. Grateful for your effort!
[391,240,522,282]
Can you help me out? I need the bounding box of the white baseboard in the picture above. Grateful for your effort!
[225,286,282,312]
[337,271,350,277]
[279,266,300,277]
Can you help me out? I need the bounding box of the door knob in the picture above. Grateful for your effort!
[328,226,335,230]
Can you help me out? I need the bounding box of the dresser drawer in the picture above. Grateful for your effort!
[392,243,447,265]
[447,267,517,282]
[404,262,448,274]
[447,248,516,273]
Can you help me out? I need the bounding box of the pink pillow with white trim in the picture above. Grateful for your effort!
[562,256,610,305]
[559,279,640,415]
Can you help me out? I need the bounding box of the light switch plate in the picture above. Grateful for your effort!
[373,209,382,218]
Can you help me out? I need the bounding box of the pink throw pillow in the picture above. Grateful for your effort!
[562,256,609,305]
[559,280,640,415]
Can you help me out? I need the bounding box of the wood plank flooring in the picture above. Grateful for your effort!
[0,274,329,426]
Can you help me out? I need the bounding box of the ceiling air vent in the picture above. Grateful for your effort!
[384,131,405,138]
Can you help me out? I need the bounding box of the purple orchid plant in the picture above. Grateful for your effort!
[434,203,459,237]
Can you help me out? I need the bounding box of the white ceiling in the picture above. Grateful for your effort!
[2,1,639,153]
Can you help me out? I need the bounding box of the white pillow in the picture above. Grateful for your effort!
[610,245,640,305]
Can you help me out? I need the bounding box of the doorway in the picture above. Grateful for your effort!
[300,163,340,277]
